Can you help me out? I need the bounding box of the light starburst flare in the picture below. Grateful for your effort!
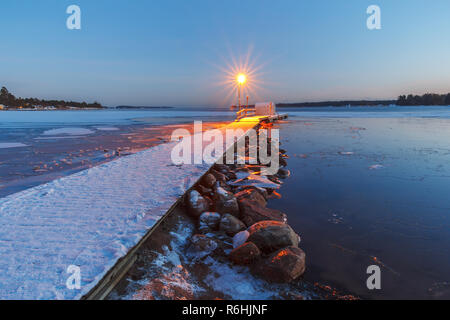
[210,48,269,107]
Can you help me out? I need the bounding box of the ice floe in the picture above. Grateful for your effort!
[0,142,28,149]
[95,127,119,131]
[42,128,94,136]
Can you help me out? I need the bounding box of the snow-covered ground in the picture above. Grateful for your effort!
[0,141,210,299]
[0,118,260,300]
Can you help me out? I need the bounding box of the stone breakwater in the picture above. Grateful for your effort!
[184,134,305,284]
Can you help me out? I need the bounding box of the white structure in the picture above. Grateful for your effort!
[255,102,276,116]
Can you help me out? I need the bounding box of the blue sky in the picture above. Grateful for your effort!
[1,0,450,106]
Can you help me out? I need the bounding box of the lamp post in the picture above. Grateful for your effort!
[236,73,246,112]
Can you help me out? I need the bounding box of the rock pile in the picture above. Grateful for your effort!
[185,131,306,283]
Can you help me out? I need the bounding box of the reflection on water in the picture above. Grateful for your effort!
[274,116,450,299]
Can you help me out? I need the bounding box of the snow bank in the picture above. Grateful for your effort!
[0,141,209,299]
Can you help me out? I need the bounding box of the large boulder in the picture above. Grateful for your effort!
[186,190,209,218]
[229,242,261,265]
[186,234,218,259]
[277,168,290,179]
[198,212,221,233]
[225,171,237,180]
[247,220,299,254]
[196,185,213,197]
[216,180,232,192]
[213,163,231,174]
[232,230,250,249]
[201,173,216,189]
[219,213,246,236]
[213,186,240,217]
[239,199,287,227]
[236,186,268,200]
[235,188,267,208]
[210,169,227,183]
[252,246,306,283]
[267,175,282,185]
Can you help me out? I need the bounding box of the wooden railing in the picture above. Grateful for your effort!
[236,107,256,119]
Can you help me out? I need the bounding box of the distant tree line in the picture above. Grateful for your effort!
[277,94,450,108]
[397,93,450,106]
[277,100,395,108]
[0,86,103,109]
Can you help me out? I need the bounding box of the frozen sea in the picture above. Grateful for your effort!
[0,108,235,197]
[272,105,450,299]
[1,105,449,299]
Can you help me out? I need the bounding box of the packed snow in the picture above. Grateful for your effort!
[0,118,261,300]
[0,141,210,299]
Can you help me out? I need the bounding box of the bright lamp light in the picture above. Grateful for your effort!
[237,74,246,85]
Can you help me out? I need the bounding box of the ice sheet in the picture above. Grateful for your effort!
[42,128,94,136]
[0,143,28,149]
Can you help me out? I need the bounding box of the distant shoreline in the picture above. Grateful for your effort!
[277,100,395,108]
[115,105,174,109]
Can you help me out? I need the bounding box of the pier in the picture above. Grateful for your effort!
[0,113,287,300]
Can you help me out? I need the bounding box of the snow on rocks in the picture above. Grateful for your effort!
[233,230,250,249]
[186,234,218,260]
[198,212,221,233]
[229,174,281,189]
[212,186,239,217]
[186,190,209,218]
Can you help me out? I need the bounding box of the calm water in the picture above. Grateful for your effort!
[273,109,450,299]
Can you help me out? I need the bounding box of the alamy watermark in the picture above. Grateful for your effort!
[66,5,81,30]
[366,265,381,290]
[65,5,380,31]
[367,5,381,30]
[66,265,81,290]
[170,121,280,176]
